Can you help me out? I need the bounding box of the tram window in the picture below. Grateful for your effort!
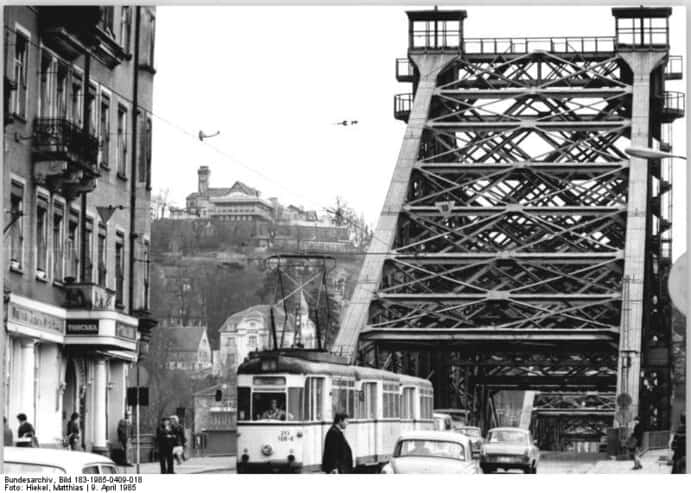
[362,382,376,419]
[383,383,400,418]
[238,387,250,421]
[304,377,324,421]
[419,388,433,419]
[287,387,303,421]
[252,392,288,420]
[332,378,355,418]
[401,387,415,419]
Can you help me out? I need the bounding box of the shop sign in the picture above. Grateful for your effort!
[116,322,137,341]
[9,303,65,335]
[66,319,100,335]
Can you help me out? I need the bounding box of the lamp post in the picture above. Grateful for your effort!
[623,145,687,466]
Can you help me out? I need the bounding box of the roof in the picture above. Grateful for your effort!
[4,447,116,473]
[167,325,208,352]
[186,181,261,202]
[397,430,471,444]
[220,305,295,333]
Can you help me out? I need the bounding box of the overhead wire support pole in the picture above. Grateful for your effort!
[79,52,91,283]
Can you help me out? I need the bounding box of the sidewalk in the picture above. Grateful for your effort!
[120,455,236,474]
[588,448,672,474]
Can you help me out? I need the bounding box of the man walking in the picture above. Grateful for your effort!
[170,415,186,464]
[321,412,353,474]
[155,417,177,474]
[66,413,81,450]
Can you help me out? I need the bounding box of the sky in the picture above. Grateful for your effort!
[150,4,687,260]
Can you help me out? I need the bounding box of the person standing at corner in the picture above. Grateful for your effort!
[321,412,353,474]
[117,413,131,465]
[670,414,686,474]
[155,417,177,474]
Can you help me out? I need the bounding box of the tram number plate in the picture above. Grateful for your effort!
[278,431,291,442]
[496,457,513,463]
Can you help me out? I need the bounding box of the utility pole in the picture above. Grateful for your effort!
[80,53,91,283]
[1,110,6,474]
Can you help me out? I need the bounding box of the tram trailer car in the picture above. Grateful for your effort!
[236,350,434,473]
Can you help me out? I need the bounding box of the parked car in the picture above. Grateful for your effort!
[381,431,479,474]
[479,427,540,474]
[3,447,120,474]
[455,425,484,458]
[434,408,470,428]
[433,412,453,431]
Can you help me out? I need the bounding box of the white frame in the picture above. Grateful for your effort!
[35,189,51,279]
[51,196,67,284]
[12,23,31,119]
[8,173,27,272]
[99,87,112,168]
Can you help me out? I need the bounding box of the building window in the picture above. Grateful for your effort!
[66,210,80,281]
[143,240,150,310]
[97,225,107,288]
[115,233,125,306]
[139,115,152,185]
[53,203,64,282]
[101,7,115,36]
[120,6,132,53]
[117,104,128,178]
[99,93,111,168]
[36,198,49,277]
[140,10,156,70]
[85,218,94,282]
[56,63,68,119]
[70,70,83,126]
[88,83,98,136]
[39,50,56,118]
[247,335,257,348]
[8,182,24,271]
[12,30,28,119]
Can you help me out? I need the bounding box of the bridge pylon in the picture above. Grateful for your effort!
[334,7,682,445]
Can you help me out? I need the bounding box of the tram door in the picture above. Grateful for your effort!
[305,377,326,467]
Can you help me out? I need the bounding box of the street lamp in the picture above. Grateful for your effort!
[623,145,688,468]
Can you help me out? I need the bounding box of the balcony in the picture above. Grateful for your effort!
[396,58,415,82]
[64,282,117,311]
[660,91,685,123]
[32,118,99,198]
[394,93,413,122]
[665,55,683,80]
[38,7,128,68]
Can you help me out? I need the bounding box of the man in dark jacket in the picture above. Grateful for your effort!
[16,413,37,447]
[671,414,686,474]
[116,414,130,465]
[155,417,177,474]
[321,412,353,474]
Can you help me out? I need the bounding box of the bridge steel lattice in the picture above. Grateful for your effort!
[334,7,683,443]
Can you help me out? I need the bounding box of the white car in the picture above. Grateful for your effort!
[3,447,120,474]
[381,431,480,474]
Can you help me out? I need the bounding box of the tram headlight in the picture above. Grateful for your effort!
[261,444,274,457]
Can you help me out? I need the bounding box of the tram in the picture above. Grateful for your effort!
[236,349,434,473]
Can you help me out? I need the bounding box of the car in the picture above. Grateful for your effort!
[434,408,470,428]
[479,427,540,474]
[381,431,479,474]
[433,412,453,431]
[455,425,483,458]
[3,447,120,474]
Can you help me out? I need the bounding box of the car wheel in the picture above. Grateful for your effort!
[481,466,494,474]
[528,463,537,474]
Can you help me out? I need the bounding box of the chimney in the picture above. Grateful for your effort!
[198,166,210,195]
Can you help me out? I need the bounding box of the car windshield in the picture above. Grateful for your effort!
[487,430,529,444]
[395,439,465,461]
[457,427,481,438]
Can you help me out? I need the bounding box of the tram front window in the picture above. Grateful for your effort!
[253,393,289,421]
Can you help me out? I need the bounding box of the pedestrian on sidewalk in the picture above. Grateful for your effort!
[626,416,643,470]
[155,417,177,474]
[4,417,14,446]
[117,413,131,465]
[170,415,186,464]
[65,413,82,451]
[321,412,353,474]
[16,413,38,448]
[670,414,686,474]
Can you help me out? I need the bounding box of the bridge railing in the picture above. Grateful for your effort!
[463,36,616,55]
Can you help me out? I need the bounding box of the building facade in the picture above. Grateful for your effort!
[164,321,213,374]
[3,6,156,453]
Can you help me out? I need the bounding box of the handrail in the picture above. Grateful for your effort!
[462,36,616,55]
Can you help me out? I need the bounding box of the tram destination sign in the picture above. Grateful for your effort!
[66,319,100,335]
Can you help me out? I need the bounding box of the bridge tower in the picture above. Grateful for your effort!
[334,7,683,444]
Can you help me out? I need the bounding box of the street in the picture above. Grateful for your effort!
[131,449,672,474]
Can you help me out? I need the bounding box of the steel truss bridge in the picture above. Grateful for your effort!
[334,7,683,446]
